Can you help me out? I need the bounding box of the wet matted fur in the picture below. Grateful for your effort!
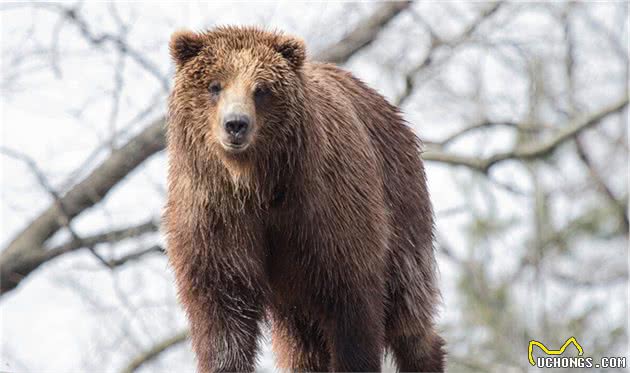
[164,26,445,373]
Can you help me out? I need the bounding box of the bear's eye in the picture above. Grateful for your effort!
[254,85,271,101]
[208,81,222,96]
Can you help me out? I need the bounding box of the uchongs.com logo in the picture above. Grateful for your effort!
[528,337,626,369]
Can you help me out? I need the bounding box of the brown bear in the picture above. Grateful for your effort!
[164,26,445,373]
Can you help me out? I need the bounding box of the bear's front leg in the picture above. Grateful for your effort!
[182,275,266,373]
[166,209,267,373]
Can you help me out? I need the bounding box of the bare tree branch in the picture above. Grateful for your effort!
[106,244,164,267]
[0,118,165,294]
[561,3,628,234]
[435,119,535,147]
[60,5,170,92]
[575,136,629,233]
[315,1,412,65]
[396,2,504,106]
[1,220,158,292]
[423,97,629,172]
[0,147,92,256]
[120,330,189,373]
[47,220,159,258]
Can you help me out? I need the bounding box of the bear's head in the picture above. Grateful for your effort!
[168,27,306,173]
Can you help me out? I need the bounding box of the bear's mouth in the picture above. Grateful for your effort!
[221,141,250,154]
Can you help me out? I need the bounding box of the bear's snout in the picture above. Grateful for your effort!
[224,113,250,144]
[218,103,255,154]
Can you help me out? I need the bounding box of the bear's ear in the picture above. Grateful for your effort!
[169,30,204,66]
[273,36,306,70]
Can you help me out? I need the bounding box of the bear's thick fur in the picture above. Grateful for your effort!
[164,27,445,372]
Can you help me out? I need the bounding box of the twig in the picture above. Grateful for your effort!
[575,136,629,233]
[120,330,189,373]
[107,245,164,267]
[396,2,504,106]
[59,5,170,92]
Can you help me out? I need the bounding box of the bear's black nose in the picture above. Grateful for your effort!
[224,114,250,139]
